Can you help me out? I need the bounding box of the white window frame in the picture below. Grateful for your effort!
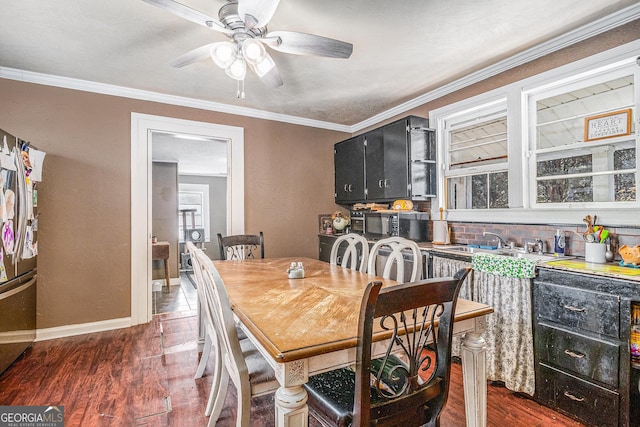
[526,63,639,210]
[430,39,640,225]
[442,99,509,210]
[178,183,211,242]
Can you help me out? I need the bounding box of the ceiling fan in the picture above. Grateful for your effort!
[142,0,353,98]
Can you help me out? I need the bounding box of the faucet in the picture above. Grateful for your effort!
[483,231,508,249]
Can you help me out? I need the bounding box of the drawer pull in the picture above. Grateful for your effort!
[563,391,585,402]
[563,305,586,313]
[564,349,586,359]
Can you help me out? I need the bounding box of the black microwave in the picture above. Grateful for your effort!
[350,211,430,242]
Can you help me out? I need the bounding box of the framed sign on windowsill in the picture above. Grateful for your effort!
[584,108,632,142]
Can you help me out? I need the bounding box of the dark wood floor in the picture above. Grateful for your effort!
[0,308,586,427]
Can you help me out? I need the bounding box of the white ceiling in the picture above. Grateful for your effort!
[151,132,228,175]
[0,0,638,130]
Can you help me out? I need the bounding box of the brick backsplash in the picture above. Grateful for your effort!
[442,221,640,261]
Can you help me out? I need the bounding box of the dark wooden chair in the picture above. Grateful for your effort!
[217,232,264,260]
[304,268,471,427]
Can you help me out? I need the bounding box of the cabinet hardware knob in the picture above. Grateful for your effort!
[564,349,586,359]
[378,180,384,188]
[563,305,586,313]
[344,184,349,191]
[563,391,585,402]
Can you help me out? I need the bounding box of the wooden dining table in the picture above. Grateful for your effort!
[214,257,493,427]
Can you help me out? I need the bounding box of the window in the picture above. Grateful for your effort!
[431,42,640,224]
[530,72,636,207]
[178,183,210,242]
[443,102,509,210]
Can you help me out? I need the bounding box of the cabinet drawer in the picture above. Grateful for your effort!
[537,282,620,338]
[537,324,620,387]
[540,364,619,427]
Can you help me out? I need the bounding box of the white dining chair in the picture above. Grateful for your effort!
[194,249,279,427]
[186,242,223,417]
[329,233,370,272]
[367,236,423,282]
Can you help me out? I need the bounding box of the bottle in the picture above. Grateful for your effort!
[554,229,565,256]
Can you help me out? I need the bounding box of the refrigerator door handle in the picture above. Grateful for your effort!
[13,146,27,265]
[0,276,36,301]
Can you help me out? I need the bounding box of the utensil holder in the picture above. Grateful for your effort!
[585,242,606,263]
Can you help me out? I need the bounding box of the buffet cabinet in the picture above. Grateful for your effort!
[533,268,640,427]
[334,115,436,204]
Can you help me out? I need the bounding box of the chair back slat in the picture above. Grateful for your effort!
[367,237,423,282]
[217,232,264,260]
[353,268,471,427]
[330,233,370,272]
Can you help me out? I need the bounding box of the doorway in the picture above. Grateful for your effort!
[151,134,228,314]
[130,113,245,325]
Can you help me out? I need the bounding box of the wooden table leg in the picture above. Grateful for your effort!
[274,360,309,427]
[460,318,488,427]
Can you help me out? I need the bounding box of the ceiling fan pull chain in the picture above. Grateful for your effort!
[236,79,246,100]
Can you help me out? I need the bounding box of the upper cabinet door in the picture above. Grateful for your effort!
[334,135,365,203]
[366,120,409,201]
[381,119,410,200]
[364,127,385,200]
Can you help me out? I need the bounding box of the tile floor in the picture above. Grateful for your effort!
[152,271,198,315]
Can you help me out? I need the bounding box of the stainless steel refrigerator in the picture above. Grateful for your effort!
[0,127,45,375]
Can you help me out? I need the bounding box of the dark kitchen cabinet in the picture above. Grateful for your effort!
[334,115,435,204]
[318,234,338,263]
[533,268,640,427]
[366,122,407,201]
[334,135,366,203]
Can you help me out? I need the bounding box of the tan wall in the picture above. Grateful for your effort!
[152,162,179,280]
[0,19,637,330]
[0,81,347,328]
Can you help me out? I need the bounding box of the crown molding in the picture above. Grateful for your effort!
[1,3,638,135]
[0,67,352,133]
[351,3,640,133]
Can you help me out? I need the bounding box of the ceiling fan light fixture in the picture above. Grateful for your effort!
[242,38,266,65]
[225,57,247,81]
[210,42,237,69]
[250,54,276,77]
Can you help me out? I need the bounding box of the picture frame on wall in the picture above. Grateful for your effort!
[318,214,333,233]
[584,108,632,142]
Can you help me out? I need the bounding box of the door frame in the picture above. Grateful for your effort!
[130,113,244,324]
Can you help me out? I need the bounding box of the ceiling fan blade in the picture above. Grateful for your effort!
[141,0,232,34]
[169,42,221,68]
[264,31,353,58]
[238,0,280,28]
[259,64,283,89]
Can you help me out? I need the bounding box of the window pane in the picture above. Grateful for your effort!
[537,153,593,177]
[471,175,488,209]
[536,154,593,203]
[178,185,209,241]
[614,148,636,201]
[449,117,507,169]
[537,177,593,203]
[536,75,633,149]
[489,172,508,208]
[447,172,508,209]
